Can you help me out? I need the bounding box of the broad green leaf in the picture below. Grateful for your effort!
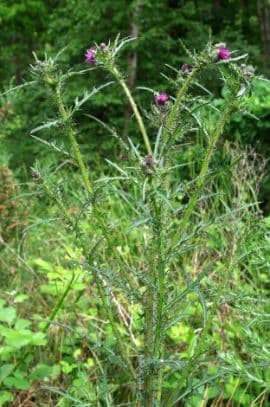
[14,294,29,304]
[0,307,16,324]
[0,391,13,405]
[2,330,32,348]
[30,332,47,346]
[14,319,31,330]
[3,376,30,390]
[29,364,54,380]
[0,365,13,383]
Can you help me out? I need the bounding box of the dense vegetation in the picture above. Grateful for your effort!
[0,1,269,406]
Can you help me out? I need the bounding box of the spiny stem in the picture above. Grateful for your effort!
[167,66,200,136]
[43,274,75,331]
[143,179,165,406]
[50,82,135,378]
[111,66,153,155]
[141,62,202,397]
[173,98,238,246]
[92,268,136,379]
[54,85,93,195]
[161,62,203,155]
[143,197,157,404]
[151,183,168,406]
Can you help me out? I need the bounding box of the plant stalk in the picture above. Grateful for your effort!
[172,97,238,248]
[143,179,165,406]
[54,84,93,195]
[111,66,153,156]
[51,82,135,378]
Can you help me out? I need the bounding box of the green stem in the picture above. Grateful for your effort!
[170,96,238,251]
[111,66,153,156]
[43,274,75,332]
[50,83,135,378]
[161,64,202,156]
[144,64,202,394]
[54,85,93,195]
[168,67,200,135]
[143,180,165,406]
[152,191,165,370]
[160,63,203,213]
[143,275,156,405]
[92,268,136,379]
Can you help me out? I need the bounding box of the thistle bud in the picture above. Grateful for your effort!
[99,42,109,52]
[31,170,42,181]
[181,63,190,75]
[241,64,255,78]
[140,155,158,175]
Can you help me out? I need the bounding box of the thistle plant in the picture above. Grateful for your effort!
[24,37,267,406]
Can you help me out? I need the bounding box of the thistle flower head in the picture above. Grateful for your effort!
[30,52,57,83]
[85,47,96,64]
[182,63,190,74]
[217,47,231,60]
[155,92,169,106]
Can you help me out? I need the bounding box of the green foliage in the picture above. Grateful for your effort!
[0,297,51,404]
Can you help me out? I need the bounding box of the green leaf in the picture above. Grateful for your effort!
[14,294,29,304]
[0,307,16,324]
[0,326,45,348]
[30,332,47,346]
[33,258,53,273]
[0,365,13,384]
[2,330,31,348]
[29,364,54,380]
[14,319,31,330]
[187,334,197,358]
[0,391,14,405]
[3,376,30,390]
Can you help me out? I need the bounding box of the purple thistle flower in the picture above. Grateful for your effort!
[155,93,169,106]
[85,47,96,64]
[217,47,231,60]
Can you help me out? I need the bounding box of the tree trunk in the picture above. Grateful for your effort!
[257,0,270,70]
[122,1,141,138]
